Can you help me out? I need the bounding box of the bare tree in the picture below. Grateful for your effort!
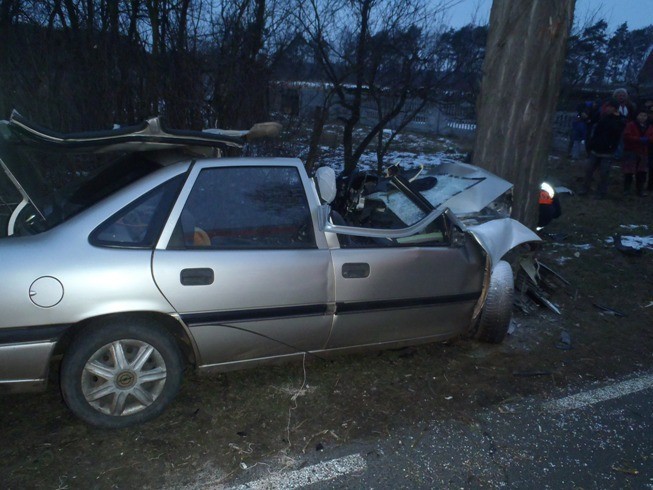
[296,0,445,176]
[473,0,575,227]
[207,0,276,128]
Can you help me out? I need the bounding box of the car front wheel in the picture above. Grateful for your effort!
[60,320,183,429]
[474,260,514,344]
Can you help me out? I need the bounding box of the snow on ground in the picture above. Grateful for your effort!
[570,244,593,250]
[605,234,653,250]
[619,224,649,231]
[316,130,466,174]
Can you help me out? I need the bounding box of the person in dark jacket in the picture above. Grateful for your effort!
[602,88,636,121]
[581,99,626,198]
[647,105,653,192]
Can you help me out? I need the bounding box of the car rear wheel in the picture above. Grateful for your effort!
[60,320,182,429]
[474,260,514,344]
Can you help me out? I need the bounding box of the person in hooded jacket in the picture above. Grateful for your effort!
[581,99,626,198]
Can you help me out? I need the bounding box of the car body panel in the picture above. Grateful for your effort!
[153,249,335,364]
[0,341,56,392]
[0,115,541,398]
[327,242,484,347]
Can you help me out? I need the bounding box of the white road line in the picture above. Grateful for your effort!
[228,453,366,490]
[543,373,653,412]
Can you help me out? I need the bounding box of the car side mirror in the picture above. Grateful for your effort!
[314,167,336,204]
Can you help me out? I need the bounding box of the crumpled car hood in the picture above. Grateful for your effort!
[466,218,540,269]
[432,161,512,215]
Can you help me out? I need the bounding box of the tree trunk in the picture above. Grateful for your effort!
[305,106,329,175]
[473,1,575,227]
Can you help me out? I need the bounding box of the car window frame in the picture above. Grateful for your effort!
[156,159,327,251]
[89,174,185,249]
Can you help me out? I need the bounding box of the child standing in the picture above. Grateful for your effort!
[570,110,589,159]
[622,108,653,197]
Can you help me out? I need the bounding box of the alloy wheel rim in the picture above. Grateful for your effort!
[81,339,167,416]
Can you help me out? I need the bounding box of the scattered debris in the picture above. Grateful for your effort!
[610,463,639,475]
[515,256,568,315]
[555,331,573,350]
[593,303,626,317]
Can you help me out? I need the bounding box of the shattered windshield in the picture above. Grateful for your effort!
[369,167,483,227]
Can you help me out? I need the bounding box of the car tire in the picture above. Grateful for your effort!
[60,319,183,429]
[475,260,514,344]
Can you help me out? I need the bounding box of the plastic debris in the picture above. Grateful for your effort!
[593,303,626,317]
[515,256,566,315]
[611,463,639,475]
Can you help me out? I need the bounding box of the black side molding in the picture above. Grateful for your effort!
[0,324,70,344]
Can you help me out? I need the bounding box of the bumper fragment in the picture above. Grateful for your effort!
[0,340,56,393]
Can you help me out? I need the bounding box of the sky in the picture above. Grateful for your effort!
[444,0,653,31]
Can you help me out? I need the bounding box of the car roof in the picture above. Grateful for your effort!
[0,112,283,221]
[0,110,248,154]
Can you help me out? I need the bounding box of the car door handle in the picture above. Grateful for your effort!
[342,263,370,279]
[180,268,214,286]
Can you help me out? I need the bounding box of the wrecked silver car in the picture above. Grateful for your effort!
[0,112,539,428]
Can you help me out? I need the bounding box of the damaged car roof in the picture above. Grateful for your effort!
[0,110,282,153]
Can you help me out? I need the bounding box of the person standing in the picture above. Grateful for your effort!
[602,88,636,121]
[569,108,589,160]
[648,106,653,192]
[622,108,653,196]
[581,99,626,198]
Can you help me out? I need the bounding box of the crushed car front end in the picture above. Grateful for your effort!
[325,161,541,342]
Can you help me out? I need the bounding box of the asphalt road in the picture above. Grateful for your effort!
[220,372,653,489]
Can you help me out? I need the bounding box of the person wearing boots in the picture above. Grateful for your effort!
[581,99,626,198]
[622,108,653,197]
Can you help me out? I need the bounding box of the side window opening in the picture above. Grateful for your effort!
[90,175,184,248]
[170,166,315,250]
[335,214,449,248]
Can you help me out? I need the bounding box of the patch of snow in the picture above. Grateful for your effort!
[570,244,593,250]
[319,147,459,174]
[619,224,649,231]
[605,235,653,250]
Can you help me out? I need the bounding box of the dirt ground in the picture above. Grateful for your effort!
[1,138,652,489]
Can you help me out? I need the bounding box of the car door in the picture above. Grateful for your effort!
[326,208,486,349]
[152,160,334,367]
